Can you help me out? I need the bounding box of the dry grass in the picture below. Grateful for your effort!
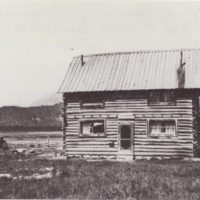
[0,155,200,199]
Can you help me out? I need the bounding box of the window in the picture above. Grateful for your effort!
[80,120,105,137]
[149,119,176,136]
[81,99,104,108]
[149,91,175,105]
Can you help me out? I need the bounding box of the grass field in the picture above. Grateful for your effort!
[0,155,200,199]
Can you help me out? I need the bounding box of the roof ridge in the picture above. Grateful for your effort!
[74,48,200,58]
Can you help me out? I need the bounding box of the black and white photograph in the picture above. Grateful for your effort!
[1,0,200,199]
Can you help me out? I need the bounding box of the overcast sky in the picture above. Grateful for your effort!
[1,0,200,107]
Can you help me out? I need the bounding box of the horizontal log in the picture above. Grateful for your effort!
[134,134,192,139]
[134,125,147,127]
[67,102,80,106]
[106,133,118,136]
[135,123,147,126]
[106,136,118,139]
[134,138,193,143]
[177,127,193,131]
[134,138,193,142]
[134,145,192,150]
[66,134,79,137]
[66,138,114,142]
[106,134,118,137]
[134,152,193,156]
[107,131,118,134]
[66,105,193,112]
[66,148,117,152]
[177,134,193,138]
[66,144,118,148]
[66,145,119,148]
[67,121,79,125]
[134,150,192,154]
[66,110,193,116]
[134,128,147,131]
[66,137,119,141]
[68,101,192,108]
[66,130,78,133]
[107,121,118,124]
[66,111,192,117]
[135,154,192,158]
[65,151,193,157]
[177,130,193,133]
[177,124,193,127]
[66,99,192,106]
[107,128,118,130]
[177,100,192,103]
[66,140,117,144]
[107,126,118,129]
[106,100,147,103]
[66,152,118,155]
[107,102,192,106]
[66,127,78,130]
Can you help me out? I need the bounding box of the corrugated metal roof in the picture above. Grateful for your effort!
[58,49,200,93]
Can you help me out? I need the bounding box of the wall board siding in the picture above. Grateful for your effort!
[63,95,194,159]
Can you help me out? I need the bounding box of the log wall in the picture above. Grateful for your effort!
[63,93,194,160]
[193,96,200,157]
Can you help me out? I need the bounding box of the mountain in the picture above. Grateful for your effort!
[0,103,62,131]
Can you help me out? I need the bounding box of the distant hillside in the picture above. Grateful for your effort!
[0,103,62,131]
[31,93,62,106]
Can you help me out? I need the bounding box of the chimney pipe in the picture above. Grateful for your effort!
[81,55,84,66]
[177,51,185,88]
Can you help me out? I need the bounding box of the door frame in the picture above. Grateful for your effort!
[118,121,134,153]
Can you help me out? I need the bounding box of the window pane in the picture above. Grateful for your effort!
[149,121,162,134]
[93,122,104,133]
[121,140,131,150]
[165,120,175,134]
[82,122,92,134]
[121,126,131,139]
[81,120,104,135]
[149,120,175,136]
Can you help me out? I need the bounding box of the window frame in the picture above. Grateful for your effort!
[147,118,177,137]
[79,118,106,138]
[148,90,176,106]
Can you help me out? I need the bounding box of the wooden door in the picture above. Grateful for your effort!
[119,122,133,152]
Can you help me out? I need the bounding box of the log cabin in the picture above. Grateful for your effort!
[58,49,200,160]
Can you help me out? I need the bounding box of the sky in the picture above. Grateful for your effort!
[1,0,200,107]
